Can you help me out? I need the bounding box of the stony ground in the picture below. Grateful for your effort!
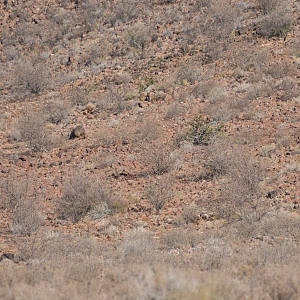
[1,0,300,299]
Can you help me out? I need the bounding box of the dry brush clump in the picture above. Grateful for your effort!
[16,62,50,95]
[144,176,174,212]
[16,108,54,153]
[205,139,267,222]
[56,170,125,222]
[143,141,182,175]
[255,0,293,38]
[0,174,43,236]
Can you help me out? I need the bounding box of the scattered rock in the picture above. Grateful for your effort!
[267,190,279,199]
[69,125,86,140]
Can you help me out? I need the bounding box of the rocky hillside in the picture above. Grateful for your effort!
[1,0,300,299]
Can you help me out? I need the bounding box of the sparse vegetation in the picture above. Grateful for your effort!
[57,170,124,222]
[1,0,300,298]
[186,115,224,145]
[16,108,53,152]
[145,177,173,212]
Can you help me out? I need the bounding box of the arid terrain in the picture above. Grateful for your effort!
[1,0,300,299]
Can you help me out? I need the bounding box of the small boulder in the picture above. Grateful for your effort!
[69,125,86,140]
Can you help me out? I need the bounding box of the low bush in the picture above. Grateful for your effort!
[143,142,181,175]
[1,174,42,236]
[17,108,53,153]
[186,115,224,145]
[144,177,173,212]
[16,63,50,94]
[57,170,124,222]
[69,86,89,106]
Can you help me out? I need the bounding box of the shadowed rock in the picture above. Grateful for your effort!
[69,125,86,140]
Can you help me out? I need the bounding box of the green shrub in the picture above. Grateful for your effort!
[138,77,155,92]
[274,23,291,38]
[186,115,224,145]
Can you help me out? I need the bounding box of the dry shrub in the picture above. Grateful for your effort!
[45,100,69,124]
[219,147,266,222]
[202,41,226,64]
[144,176,173,211]
[158,7,182,25]
[82,0,103,32]
[161,228,200,249]
[275,129,293,148]
[201,2,238,41]
[121,227,158,260]
[84,41,109,65]
[0,174,42,236]
[135,118,161,143]
[175,62,202,85]
[257,0,280,15]
[191,81,217,99]
[277,78,299,101]
[263,62,295,79]
[98,127,129,147]
[69,86,88,106]
[57,170,124,222]
[16,62,50,94]
[256,2,293,38]
[233,48,268,73]
[17,108,53,152]
[207,97,233,122]
[164,103,183,120]
[143,142,181,175]
[173,205,200,226]
[98,87,130,114]
[126,22,152,50]
[181,205,200,224]
[109,0,139,26]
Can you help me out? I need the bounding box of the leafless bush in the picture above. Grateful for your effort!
[256,0,281,15]
[181,205,200,224]
[57,170,124,222]
[201,2,238,41]
[204,138,234,179]
[262,62,295,79]
[256,5,292,38]
[277,78,299,101]
[175,62,202,85]
[144,177,173,211]
[69,86,89,106]
[143,142,181,175]
[232,48,268,73]
[84,41,109,65]
[219,147,267,222]
[161,228,200,249]
[202,41,226,64]
[16,63,50,94]
[158,8,182,25]
[121,227,158,260]
[109,0,139,26]
[45,101,69,124]
[126,23,152,50]
[207,97,234,122]
[82,0,103,32]
[164,103,183,120]
[99,87,130,114]
[1,174,42,236]
[17,108,53,152]
[191,81,217,99]
[135,119,161,143]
